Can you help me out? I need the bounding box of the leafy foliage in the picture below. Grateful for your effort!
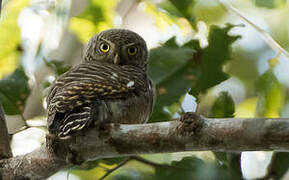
[43,59,72,76]
[0,68,30,115]
[254,0,286,9]
[255,0,275,8]
[0,0,29,78]
[152,156,231,180]
[149,24,240,122]
[255,68,284,117]
[69,0,119,43]
[189,24,241,96]
[265,152,289,179]
[211,91,235,118]
[210,92,242,179]
[148,37,195,121]
[254,59,287,179]
[160,0,196,28]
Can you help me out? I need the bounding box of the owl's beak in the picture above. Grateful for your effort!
[114,54,120,65]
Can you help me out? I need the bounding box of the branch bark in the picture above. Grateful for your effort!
[0,102,12,160]
[2,113,289,179]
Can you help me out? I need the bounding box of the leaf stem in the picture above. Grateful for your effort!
[99,155,184,180]
[99,157,131,180]
[130,156,183,169]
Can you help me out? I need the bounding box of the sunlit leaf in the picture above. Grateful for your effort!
[0,0,29,78]
[144,2,175,31]
[69,0,119,43]
[235,97,258,118]
[72,162,116,180]
[0,52,19,79]
[168,0,195,26]
[255,68,284,117]
[69,18,97,43]
[262,66,289,180]
[0,68,30,115]
[155,0,196,30]
[194,3,226,25]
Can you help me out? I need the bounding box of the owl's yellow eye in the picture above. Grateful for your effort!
[128,47,137,56]
[100,43,110,53]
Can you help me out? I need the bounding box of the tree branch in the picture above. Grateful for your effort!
[2,112,289,179]
[0,102,12,160]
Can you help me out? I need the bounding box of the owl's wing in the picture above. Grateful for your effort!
[47,62,148,136]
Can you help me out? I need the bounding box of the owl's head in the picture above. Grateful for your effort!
[83,29,148,71]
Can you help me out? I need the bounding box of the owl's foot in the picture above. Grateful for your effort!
[46,133,83,165]
[66,149,84,165]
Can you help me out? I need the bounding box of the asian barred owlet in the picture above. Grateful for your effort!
[47,29,155,137]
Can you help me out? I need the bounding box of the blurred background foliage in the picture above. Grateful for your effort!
[1,0,289,179]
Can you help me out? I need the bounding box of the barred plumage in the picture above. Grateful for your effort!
[47,29,155,137]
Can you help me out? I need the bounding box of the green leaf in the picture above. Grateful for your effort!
[73,157,125,171]
[148,37,195,122]
[166,0,196,27]
[255,68,285,117]
[189,24,241,97]
[0,68,30,115]
[255,0,286,8]
[265,152,289,179]
[255,0,275,8]
[194,3,226,25]
[43,59,72,76]
[152,156,231,180]
[157,0,196,29]
[255,68,287,178]
[211,91,235,118]
[149,24,240,122]
[226,50,259,93]
[211,92,241,179]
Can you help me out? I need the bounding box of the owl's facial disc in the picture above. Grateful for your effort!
[84,29,148,71]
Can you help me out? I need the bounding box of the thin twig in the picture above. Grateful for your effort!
[218,0,289,59]
[99,157,131,180]
[99,155,185,180]
[130,156,185,170]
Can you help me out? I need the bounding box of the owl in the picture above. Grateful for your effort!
[47,29,155,137]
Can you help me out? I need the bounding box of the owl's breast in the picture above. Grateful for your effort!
[106,90,153,124]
